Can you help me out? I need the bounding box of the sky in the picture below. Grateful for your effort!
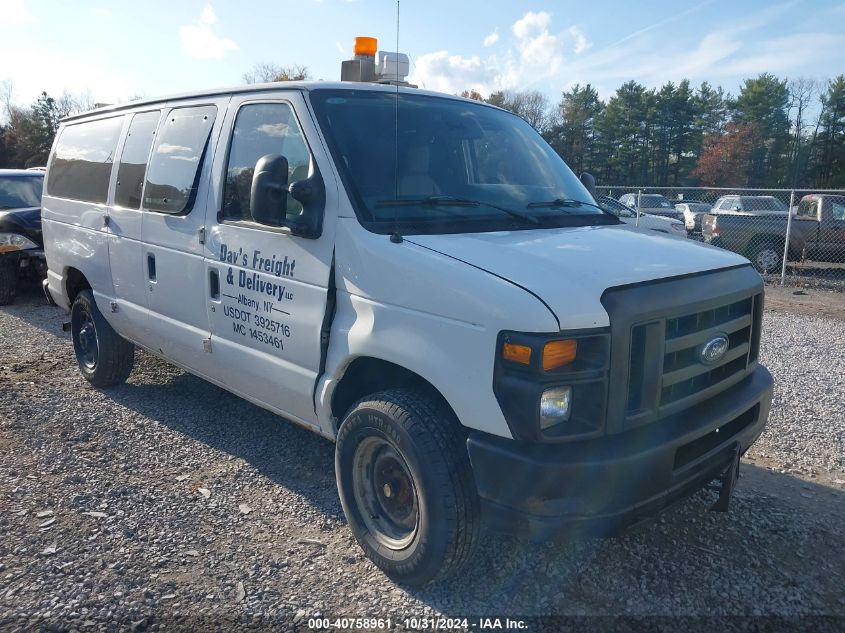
[1,0,845,112]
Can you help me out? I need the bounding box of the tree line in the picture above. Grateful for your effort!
[3,67,844,190]
[464,73,845,189]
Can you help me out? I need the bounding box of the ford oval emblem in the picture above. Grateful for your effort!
[700,334,730,365]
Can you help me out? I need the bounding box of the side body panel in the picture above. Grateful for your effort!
[202,91,338,428]
[107,109,164,346]
[41,112,124,313]
[140,96,231,375]
[318,217,560,439]
[810,197,845,261]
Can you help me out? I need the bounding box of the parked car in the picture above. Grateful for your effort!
[675,201,713,233]
[710,195,788,215]
[42,36,773,586]
[0,169,46,304]
[794,194,845,262]
[618,193,684,221]
[598,196,687,237]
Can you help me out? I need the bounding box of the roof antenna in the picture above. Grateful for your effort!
[390,0,403,244]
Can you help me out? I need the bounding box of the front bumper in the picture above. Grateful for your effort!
[0,248,47,275]
[468,365,773,538]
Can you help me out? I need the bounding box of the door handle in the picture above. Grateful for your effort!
[147,254,156,281]
[209,269,220,299]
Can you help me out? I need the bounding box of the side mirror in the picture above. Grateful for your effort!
[579,172,597,198]
[286,163,326,239]
[250,154,289,227]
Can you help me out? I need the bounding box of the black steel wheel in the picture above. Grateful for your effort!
[70,290,135,387]
[335,388,479,586]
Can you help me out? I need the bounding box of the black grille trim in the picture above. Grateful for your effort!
[600,266,765,434]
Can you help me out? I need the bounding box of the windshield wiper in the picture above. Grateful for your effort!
[527,198,605,213]
[375,195,539,225]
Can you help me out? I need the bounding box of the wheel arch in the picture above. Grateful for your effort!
[329,356,458,434]
[64,267,92,305]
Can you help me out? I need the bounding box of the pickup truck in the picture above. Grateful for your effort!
[794,194,845,263]
[701,195,816,274]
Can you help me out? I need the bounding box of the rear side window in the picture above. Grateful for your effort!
[115,111,160,209]
[144,105,217,214]
[833,201,845,221]
[796,199,818,219]
[47,117,124,203]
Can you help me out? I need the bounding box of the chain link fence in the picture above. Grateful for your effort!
[595,186,845,289]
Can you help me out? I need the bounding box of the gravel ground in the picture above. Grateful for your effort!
[1,287,844,631]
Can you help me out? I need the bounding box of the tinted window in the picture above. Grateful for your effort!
[832,201,845,221]
[310,90,609,235]
[796,199,818,219]
[115,111,160,209]
[221,103,311,222]
[144,105,216,214]
[47,117,123,203]
[742,197,786,212]
[0,175,43,209]
[599,196,633,216]
[640,195,672,208]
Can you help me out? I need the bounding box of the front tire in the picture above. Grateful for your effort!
[71,290,135,387]
[335,388,480,586]
[0,265,17,306]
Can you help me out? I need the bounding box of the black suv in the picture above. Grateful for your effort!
[0,169,46,305]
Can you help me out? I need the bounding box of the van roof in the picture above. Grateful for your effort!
[61,81,491,123]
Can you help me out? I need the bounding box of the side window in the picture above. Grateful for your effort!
[832,201,845,222]
[144,105,217,214]
[796,199,818,219]
[221,102,311,222]
[718,198,735,210]
[47,116,124,203]
[114,111,160,209]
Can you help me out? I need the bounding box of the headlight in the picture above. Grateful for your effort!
[494,330,609,442]
[540,386,572,430]
[0,233,38,252]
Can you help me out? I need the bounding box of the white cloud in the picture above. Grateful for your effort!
[512,11,551,39]
[410,2,843,100]
[2,0,36,24]
[180,4,238,60]
[512,11,565,73]
[568,26,591,54]
[410,50,497,95]
[92,7,112,18]
[411,11,569,94]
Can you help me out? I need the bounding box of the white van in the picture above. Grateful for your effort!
[42,40,773,586]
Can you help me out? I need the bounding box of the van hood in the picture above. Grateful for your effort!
[407,224,750,329]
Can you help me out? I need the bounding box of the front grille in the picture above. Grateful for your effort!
[601,267,765,433]
[660,297,754,406]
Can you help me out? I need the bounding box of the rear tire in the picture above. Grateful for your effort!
[335,388,480,587]
[0,265,17,306]
[71,290,135,387]
[748,239,783,274]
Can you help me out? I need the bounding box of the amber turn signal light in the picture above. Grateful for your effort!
[502,343,532,365]
[542,339,577,371]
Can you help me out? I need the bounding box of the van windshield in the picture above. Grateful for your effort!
[309,89,615,235]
